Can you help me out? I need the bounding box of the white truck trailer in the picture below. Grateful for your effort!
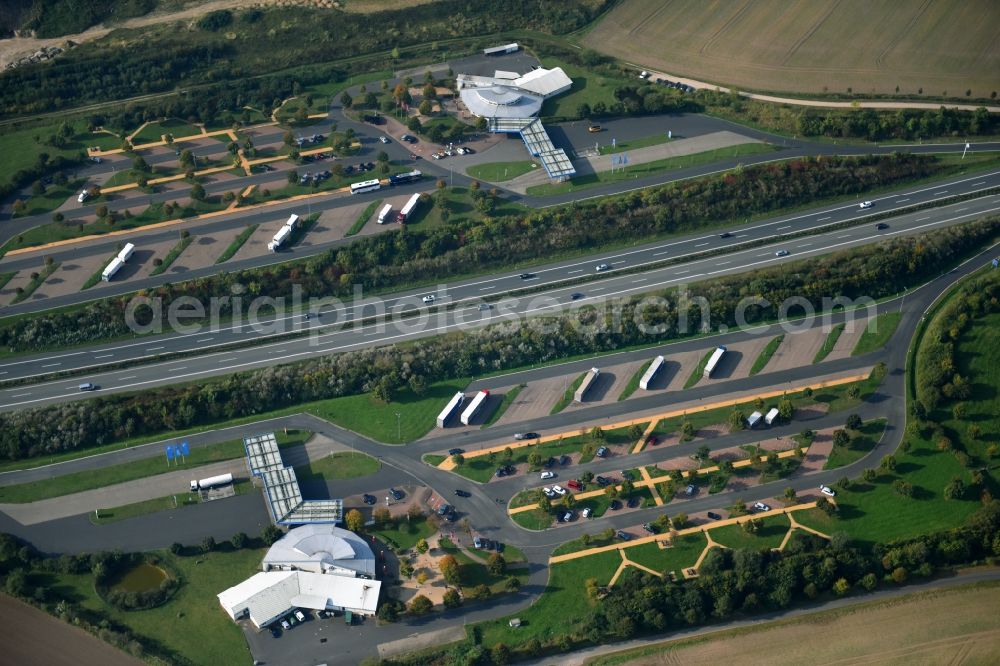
[574,367,600,403]
[638,355,665,390]
[190,472,234,492]
[377,203,393,224]
[101,256,125,282]
[397,193,421,223]
[460,390,489,426]
[117,242,135,262]
[436,391,465,428]
[764,407,780,425]
[267,214,300,252]
[703,346,727,378]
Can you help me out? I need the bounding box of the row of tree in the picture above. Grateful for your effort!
[0,216,997,461]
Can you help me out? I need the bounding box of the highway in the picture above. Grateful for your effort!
[2,185,998,409]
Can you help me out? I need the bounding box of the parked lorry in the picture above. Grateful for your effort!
[460,390,489,426]
[703,346,727,378]
[190,472,234,492]
[397,193,421,223]
[436,391,465,428]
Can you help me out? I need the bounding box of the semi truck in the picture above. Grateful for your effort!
[377,204,393,224]
[436,391,465,428]
[101,256,125,282]
[267,214,300,252]
[638,355,665,390]
[117,242,135,262]
[397,193,421,223]
[460,390,489,426]
[574,367,600,403]
[190,472,234,492]
[703,346,727,378]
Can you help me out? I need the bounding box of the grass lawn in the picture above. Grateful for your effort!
[294,451,380,482]
[512,508,553,530]
[38,547,261,665]
[618,359,653,401]
[307,377,471,444]
[423,454,446,466]
[466,161,538,182]
[482,384,523,427]
[749,335,784,376]
[10,262,58,303]
[133,119,201,145]
[625,532,707,575]
[538,57,632,120]
[438,538,528,595]
[346,198,381,236]
[550,372,587,415]
[150,236,192,276]
[552,530,620,556]
[90,492,201,525]
[215,224,258,263]
[527,144,775,196]
[476,550,622,646]
[372,516,437,552]
[813,323,845,363]
[0,120,109,191]
[16,179,84,217]
[852,312,902,355]
[409,185,526,229]
[0,430,310,504]
[824,419,887,470]
[0,272,14,291]
[709,513,791,550]
[684,349,715,389]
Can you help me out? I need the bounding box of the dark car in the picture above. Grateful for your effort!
[519,272,535,280]
[436,503,454,516]
[609,500,622,511]
[362,494,377,505]
[719,232,732,239]
[627,496,639,508]
[454,489,471,498]
[875,223,889,230]
[707,511,722,520]
[616,530,631,541]
[595,446,608,458]
[570,292,585,300]
[543,457,556,468]
[448,448,464,456]
[389,488,404,501]
[559,454,570,465]
[270,625,282,638]
[643,522,657,533]
[596,476,610,487]
[494,467,507,478]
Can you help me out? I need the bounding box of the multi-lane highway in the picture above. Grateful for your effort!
[2,182,998,409]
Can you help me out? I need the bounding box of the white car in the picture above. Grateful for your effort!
[422,295,435,304]
[582,507,592,518]
[542,486,555,498]
[859,201,873,209]
[753,501,771,512]
[595,263,610,272]
[820,485,836,497]
[379,136,390,144]
[552,485,567,496]
[281,619,291,630]
[540,471,555,480]
[293,610,306,622]
[774,250,789,257]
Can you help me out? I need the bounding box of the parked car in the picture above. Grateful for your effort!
[707,511,722,520]
[552,485,567,496]
[270,625,282,637]
[627,496,639,508]
[595,446,609,458]
[362,494,377,505]
[448,448,464,456]
[473,536,483,549]
[379,136,390,144]
[543,457,556,468]
[588,124,602,133]
[540,471,555,479]
[820,485,836,497]
[560,511,574,522]
[389,488,404,501]
[616,530,631,541]
[495,467,508,478]
[543,487,555,498]
[401,134,417,143]
[281,619,291,630]
[595,263,610,272]
[753,501,771,512]
[454,489,471,498]
[859,200,873,209]
[643,523,656,533]
[685,484,697,496]
[596,476,610,487]
[294,610,307,622]
[582,507,592,518]
[609,500,622,511]
[774,249,789,257]
[559,454,570,465]
[514,432,539,440]
[566,479,583,491]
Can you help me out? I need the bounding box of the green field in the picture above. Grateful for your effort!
[0,430,310,504]
[852,312,902,355]
[824,419,886,470]
[813,323,846,363]
[466,161,538,182]
[709,513,791,551]
[132,119,202,145]
[371,515,436,552]
[438,538,529,595]
[527,144,775,196]
[14,180,84,217]
[749,335,784,375]
[294,451,380,482]
[538,56,633,120]
[624,532,707,575]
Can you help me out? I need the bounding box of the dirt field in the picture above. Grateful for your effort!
[0,594,142,666]
[599,581,1000,666]
[583,0,1000,97]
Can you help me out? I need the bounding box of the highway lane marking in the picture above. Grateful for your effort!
[197,337,214,342]
[118,375,136,380]
[567,269,583,274]
[171,367,187,371]
[695,242,709,247]
[735,234,748,238]
[777,226,791,230]
[917,217,929,221]
[836,234,851,239]
[41,363,60,368]
[716,261,731,266]
[897,198,909,203]
[675,269,690,274]
[971,181,985,186]
[217,357,238,363]
[479,286,495,291]
[653,251,669,256]
[817,216,830,221]
[934,190,948,195]
[632,277,647,283]
[146,346,164,352]
[10,393,30,398]
[9,203,1000,409]
[94,354,113,359]
[797,243,813,248]
[956,208,968,212]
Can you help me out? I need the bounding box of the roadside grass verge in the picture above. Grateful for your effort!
[526,144,776,196]
[0,272,15,291]
[852,312,902,355]
[15,180,85,217]
[10,262,58,303]
[749,334,784,375]
[709,513,791,550]
[618,359,653,400]
[684,350,714,389]
[81,252,120,290]
[346,199,381,236]
[89,492,200,525]
[813,323,845,363]
[215,224,257,263]
[550,372,587,414]
[293,451,380,482]
[423,454,446,466]
[150,236,192,276]
[824,419,887,470]
[0,430,310,504]
[512,508,553,530]
[438,537,529,595]
[466,161,538,182]
[482,384,524,427]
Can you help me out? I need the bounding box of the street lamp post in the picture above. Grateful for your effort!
[395,411,401,443]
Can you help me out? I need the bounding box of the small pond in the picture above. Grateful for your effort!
[112,562,168,593]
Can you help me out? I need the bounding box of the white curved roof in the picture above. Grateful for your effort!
[263,524,375,576]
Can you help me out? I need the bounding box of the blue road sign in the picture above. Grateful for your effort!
[993,257,999,268]
[165,445,176,460]
[180,441,190,456]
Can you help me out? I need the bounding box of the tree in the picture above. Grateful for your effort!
[96,204,109,219]
[681,420,696,441]
[590,426,606,441]
[451,453,464,466]
[846,413,862,430]
[340,91,353,108]
[742,518,761,534]
[416,571,429,585]
[12,200,25,216]
[179,149,194,167]
[628,424,643,439]
[577,102,592,118]
[373,506,391,527]
[469,584,490,600]
[944,477,966,500]
[345,509,365,533]
[581,470,594,483]
[200,536,216,553]
[52,212,64,223]
[287,168,299,184]
[230,532,248,549]
[504,575,521,592]
[399,560,414,578]
[190,183,206,200]
[696,445,711,462]
[439,554,460,585]
[406,116,422,133]
[407,594,433,615]
[778,396,794,421]
[418,99,433,115]
[880,455,897,472]
[261,525,283,545]
[816,496,837,515]
[728,408,746,432]
[132,155,150,172]
[443,587,462,608]
[169,542,184,555]
[833,429,851,448]
[892,479,913,497]
[31,180,44,196]
[672,512,688,529]
[862,468,878,482]
[416,538,429,554]
[487,552,506,577]
[491,643,511,665]
[833,578,850,596]
[783,487,797,503]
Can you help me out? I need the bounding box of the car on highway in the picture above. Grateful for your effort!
[79,382,98,391]
[588,124,602,133]
[820,485,837,497]
[540,471,555,479]
[753,501,771,512]
[719,232,732,238]
[595,263,611,272]
[616,530,631,541]
[379,136,390,144]
[707,511,722,520]
[570,292,585,300]
[595,446,609,458]
[859,200,873,209]
[519,272,535,280]
[479,303,493,311]
[389,488,404,500]
[552,485,567,496]
[422,295,435,304]
[454,489,471,497]
[362,494,377,505]
[876,223,889,230]
[774,249,789,257]
[514,432,539,440]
